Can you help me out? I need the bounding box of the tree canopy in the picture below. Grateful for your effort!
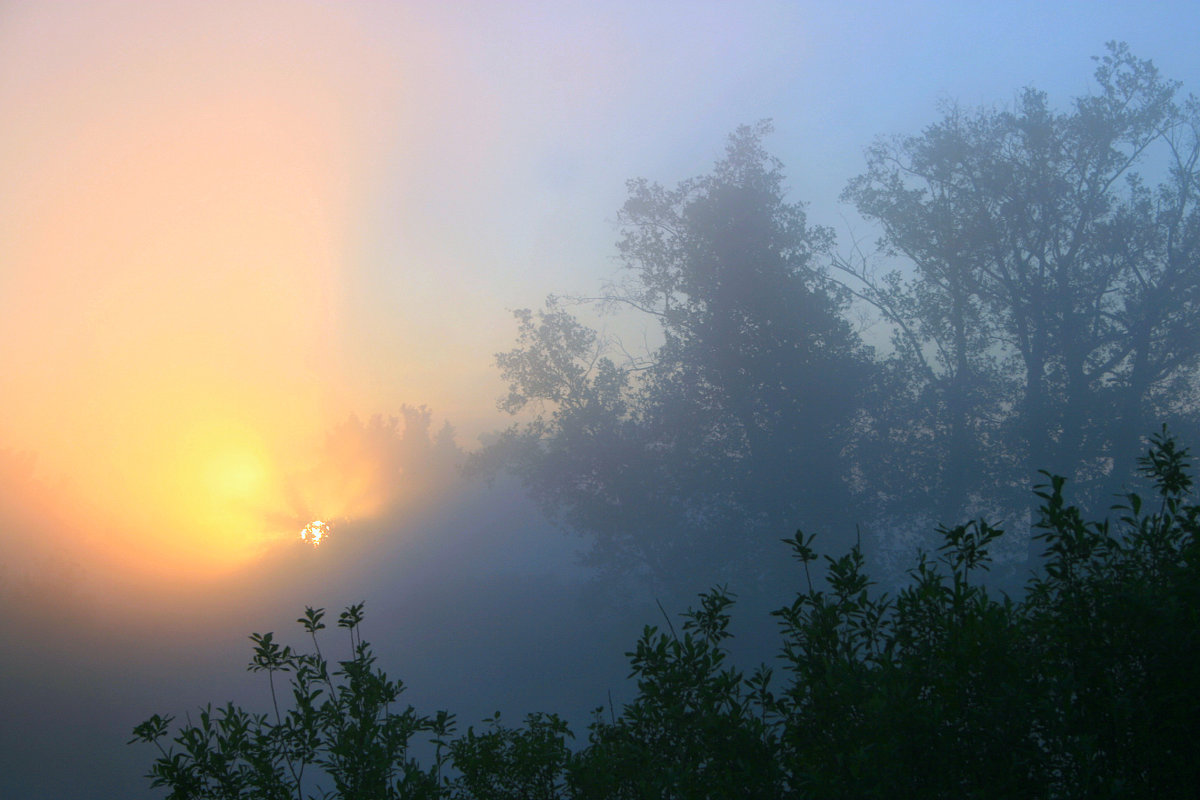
[480,44,1200,590]
[839,42,1200,529]
[478,122,872,597]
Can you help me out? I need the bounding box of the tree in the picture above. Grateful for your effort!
[478,122,873,598]
[838,43,1200,530]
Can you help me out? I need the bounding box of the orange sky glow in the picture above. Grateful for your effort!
[0,3,418,582]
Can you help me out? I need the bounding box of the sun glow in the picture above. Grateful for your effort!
[301,520,330,547]
[0,2,408,583]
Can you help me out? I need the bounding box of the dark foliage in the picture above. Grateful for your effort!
[135,429,1200,798]
[475,121,872,598]
[839,43,1200,527]
[479,45,1200,594]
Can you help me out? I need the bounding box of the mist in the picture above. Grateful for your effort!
[1,412,627,797]
[3,2,1200,798]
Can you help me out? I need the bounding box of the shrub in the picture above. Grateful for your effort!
[133,429,1200,798]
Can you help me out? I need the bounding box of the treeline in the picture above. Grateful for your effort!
[473,44,1200,596]
[133,428,1200,798]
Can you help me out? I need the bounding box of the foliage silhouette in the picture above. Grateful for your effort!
[135,428,1200,798]
[839,42,1200,527]
[476,121,872,598]
[477,44,1200,593]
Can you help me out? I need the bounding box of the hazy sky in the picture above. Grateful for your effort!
[2,0,1198,586]
[5,4,1200,798]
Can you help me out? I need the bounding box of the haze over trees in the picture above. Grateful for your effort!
[840,42,1200,532]
[476,122,872,598]
[480,43,1200,595]
[126,43,1200,799]
[134,429,1200,798]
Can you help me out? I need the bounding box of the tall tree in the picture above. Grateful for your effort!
[478,123,872,598]
[838,43,1200,526]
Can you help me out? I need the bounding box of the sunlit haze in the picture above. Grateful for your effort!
[2,5,1200,794]
[1,2,405,580]
[3,0,1197,586]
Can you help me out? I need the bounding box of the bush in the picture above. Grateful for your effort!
[131,603,449,799]
[133,429,1200,798]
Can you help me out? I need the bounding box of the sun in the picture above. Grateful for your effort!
[301,520,330,547]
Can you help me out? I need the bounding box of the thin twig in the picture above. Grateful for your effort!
[655,598,679,640]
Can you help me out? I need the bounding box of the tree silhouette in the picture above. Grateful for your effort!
[478,122,872,598]
[839,43,1200,530]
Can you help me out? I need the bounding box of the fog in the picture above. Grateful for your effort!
[3,3,1200,797]
[2,422,625,798]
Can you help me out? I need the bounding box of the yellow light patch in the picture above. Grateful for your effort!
[300,520,330,547]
